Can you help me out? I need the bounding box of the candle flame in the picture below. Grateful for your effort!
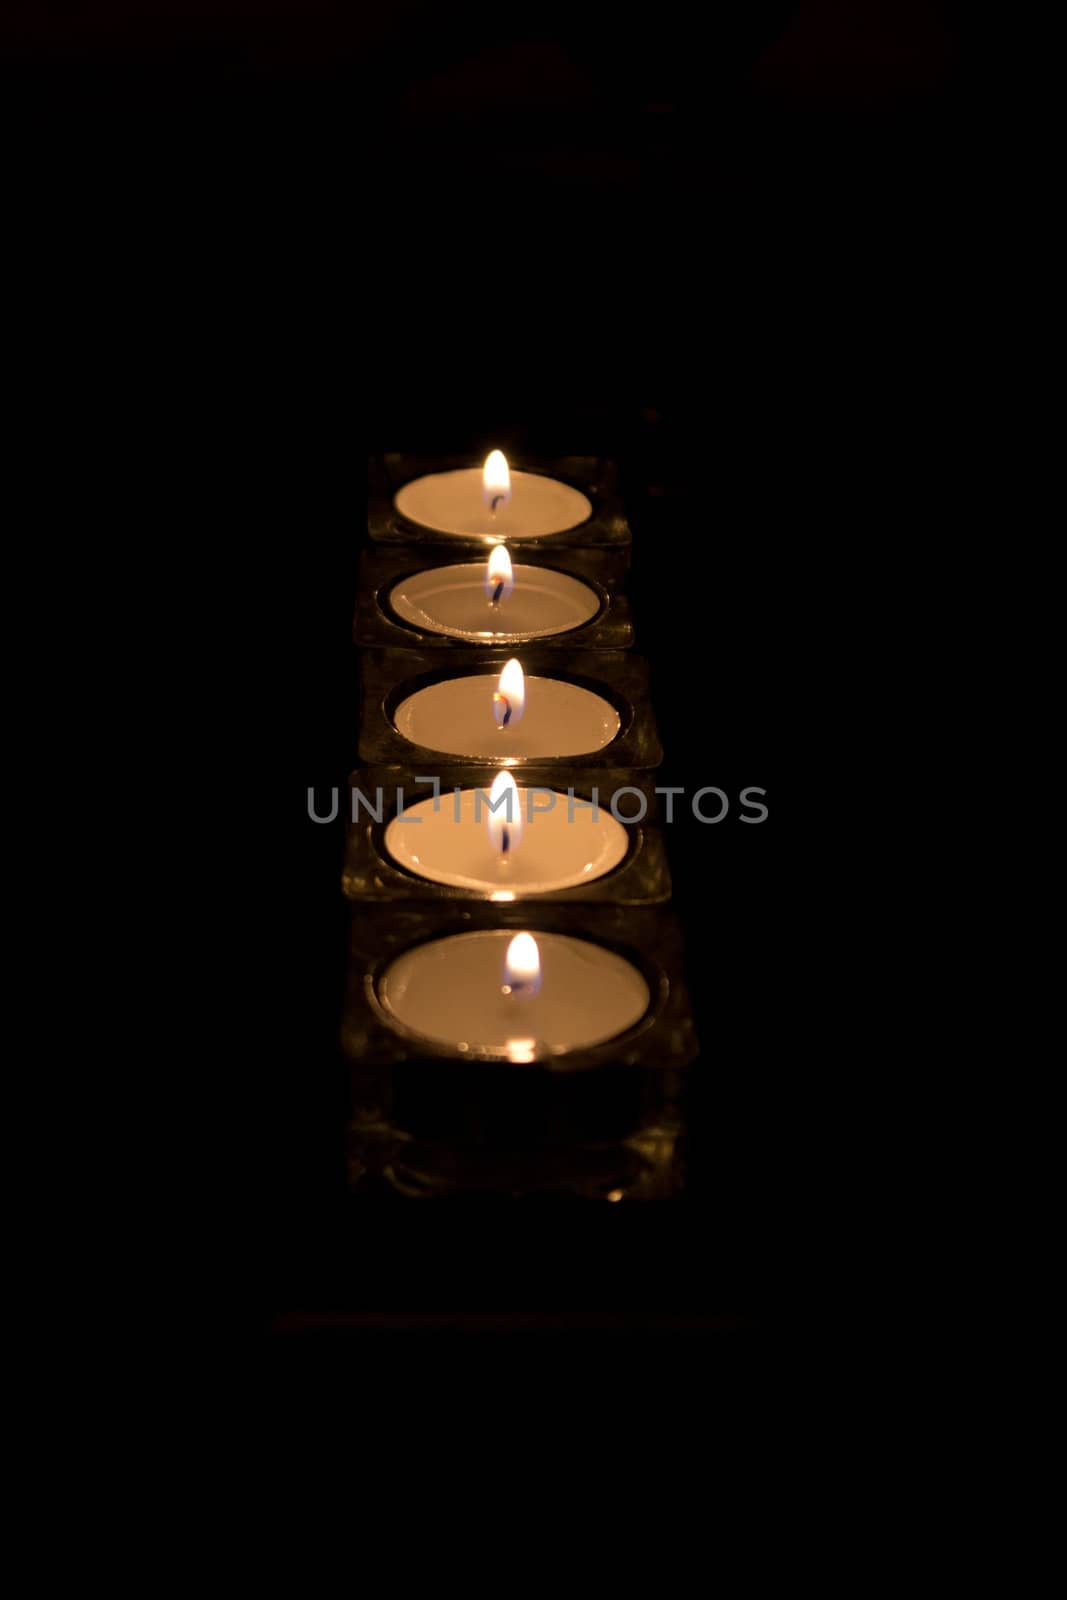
[493,657,525,728]
[486,771,522,858]
[503,932,541,997]
[486,543,514,605]
[483,450,511,514]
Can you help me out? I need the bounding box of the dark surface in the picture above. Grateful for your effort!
[18,2,960,1337]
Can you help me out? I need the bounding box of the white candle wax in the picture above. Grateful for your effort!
[377,930,650,1058]
[388,563,600,642]
[392,674,621,759]
[395,469,592,539]
[384,786,628,895]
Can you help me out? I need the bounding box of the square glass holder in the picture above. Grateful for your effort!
[341,766,671,905]
[357,646,663,770]
[368,454,632,551]
[342,904,698,1199]
[353,544,634,651]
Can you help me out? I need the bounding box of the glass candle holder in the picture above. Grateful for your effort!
[357,647,663,769]
[368,454,633,551]
[342,904,697,1200]
[354,545,634,651]
[342,766,671,905]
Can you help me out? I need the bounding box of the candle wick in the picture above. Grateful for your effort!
[494,692,512,728]
[501,824,509,854]
[490,494,504,514]
[490,580,504,606]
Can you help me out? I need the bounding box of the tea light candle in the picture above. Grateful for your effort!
[394,450,592,540]
[392,658,621,760]
[377,930,650,1059]
[388,548,601,642]
[383,773,629,895]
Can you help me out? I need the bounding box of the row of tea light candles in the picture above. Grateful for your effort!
[367,451,655,1060]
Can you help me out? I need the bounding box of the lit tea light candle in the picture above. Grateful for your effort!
[388,543,601,642]
[392,656,621,759]
[383,770,628,895]
[394,450,593,540]
[376,930,650,1059]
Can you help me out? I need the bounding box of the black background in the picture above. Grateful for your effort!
[11,2,960,1340]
